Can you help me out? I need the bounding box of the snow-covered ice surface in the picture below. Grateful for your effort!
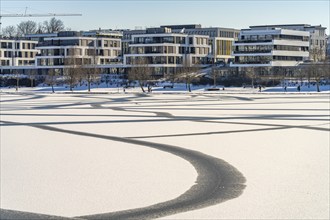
[0,91,329,219]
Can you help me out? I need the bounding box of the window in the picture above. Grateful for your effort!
[0,42,6,48]
[190,47,195,54]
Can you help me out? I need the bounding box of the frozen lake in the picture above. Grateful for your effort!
[1,92,329,219]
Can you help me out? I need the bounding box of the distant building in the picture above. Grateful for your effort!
[33,31,123,74]
[124,27,210,76]
[250,24,327,61]
[122,29,147,56]
[0,39,39,68]
[231,27,310,67]
[161,24,240,63]
[1,23,327,77]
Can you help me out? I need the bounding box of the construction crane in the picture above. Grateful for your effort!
[0,6,82,36]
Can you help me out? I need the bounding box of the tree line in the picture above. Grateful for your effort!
[3,57,329,93]
[2,18,67,38]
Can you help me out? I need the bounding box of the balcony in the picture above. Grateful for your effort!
[235,39,273,44]
[232,61,271,65]
[233,50,272,54]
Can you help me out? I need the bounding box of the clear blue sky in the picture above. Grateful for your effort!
[1,0,329,34]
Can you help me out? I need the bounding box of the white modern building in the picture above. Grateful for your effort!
[250,24,327,61]
[123,27,210,76]
[231,27,310,67]
[35,31,122,71]
[0,39,39,67]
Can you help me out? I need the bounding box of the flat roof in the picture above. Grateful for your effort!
[250,24,326,29]
[250,24,311,28]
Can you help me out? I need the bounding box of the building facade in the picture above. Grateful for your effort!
[250,24,327,61]
[326,36,330,59]
[0,39,39,67]
[35,31,122,69]
[123,27,210,76]
[122,29,147,57]
[231,27,310,67]
[161,25,240,63]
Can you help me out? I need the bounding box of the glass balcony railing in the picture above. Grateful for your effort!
[234,39,273,43]
[233,50,272,54]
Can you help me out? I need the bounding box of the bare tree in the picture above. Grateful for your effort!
[211,66,219,88]
[64,57,83,92]
[2,26,17,38]
[293,65,304,85]
[175,58,201,92]
[28,69,37,87]
[84,49,100,92]
[128,57,152,93]
[36,22,46,34]
[45,68,59,93]
[210,66,226,88]
[268,66,289,88]
[305,61,330,92]
[17,20,37,36]
[306,46,329,92]
[13,69,20,92]
[310,47,324,62]
[245,67,257,88]
[43,18,65,33]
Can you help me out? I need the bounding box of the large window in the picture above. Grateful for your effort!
[1,42,7,48]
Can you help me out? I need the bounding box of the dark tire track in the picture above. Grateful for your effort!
[0,209,79,220]
[91,104,174,118]
[1,120,246,220]
[0,93,45,103]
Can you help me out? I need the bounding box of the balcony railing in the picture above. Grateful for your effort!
[132,40,177,44]
[235,39,273,44]
[233,50,272,54]
[232,61,271,65]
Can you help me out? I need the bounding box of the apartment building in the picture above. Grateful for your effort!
[123,27,210,76]
[122,29,146,56]
[0,39,39,67]
[231,27,310,67]
[35,31,122,68]
[250,24,327,61]
[161,24,240,63]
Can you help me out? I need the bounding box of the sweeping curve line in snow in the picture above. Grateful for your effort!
[0,93,45,103]
[90,103,174,118]
[1,120,246,220]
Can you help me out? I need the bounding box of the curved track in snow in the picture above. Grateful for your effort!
[1,120,246,220]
